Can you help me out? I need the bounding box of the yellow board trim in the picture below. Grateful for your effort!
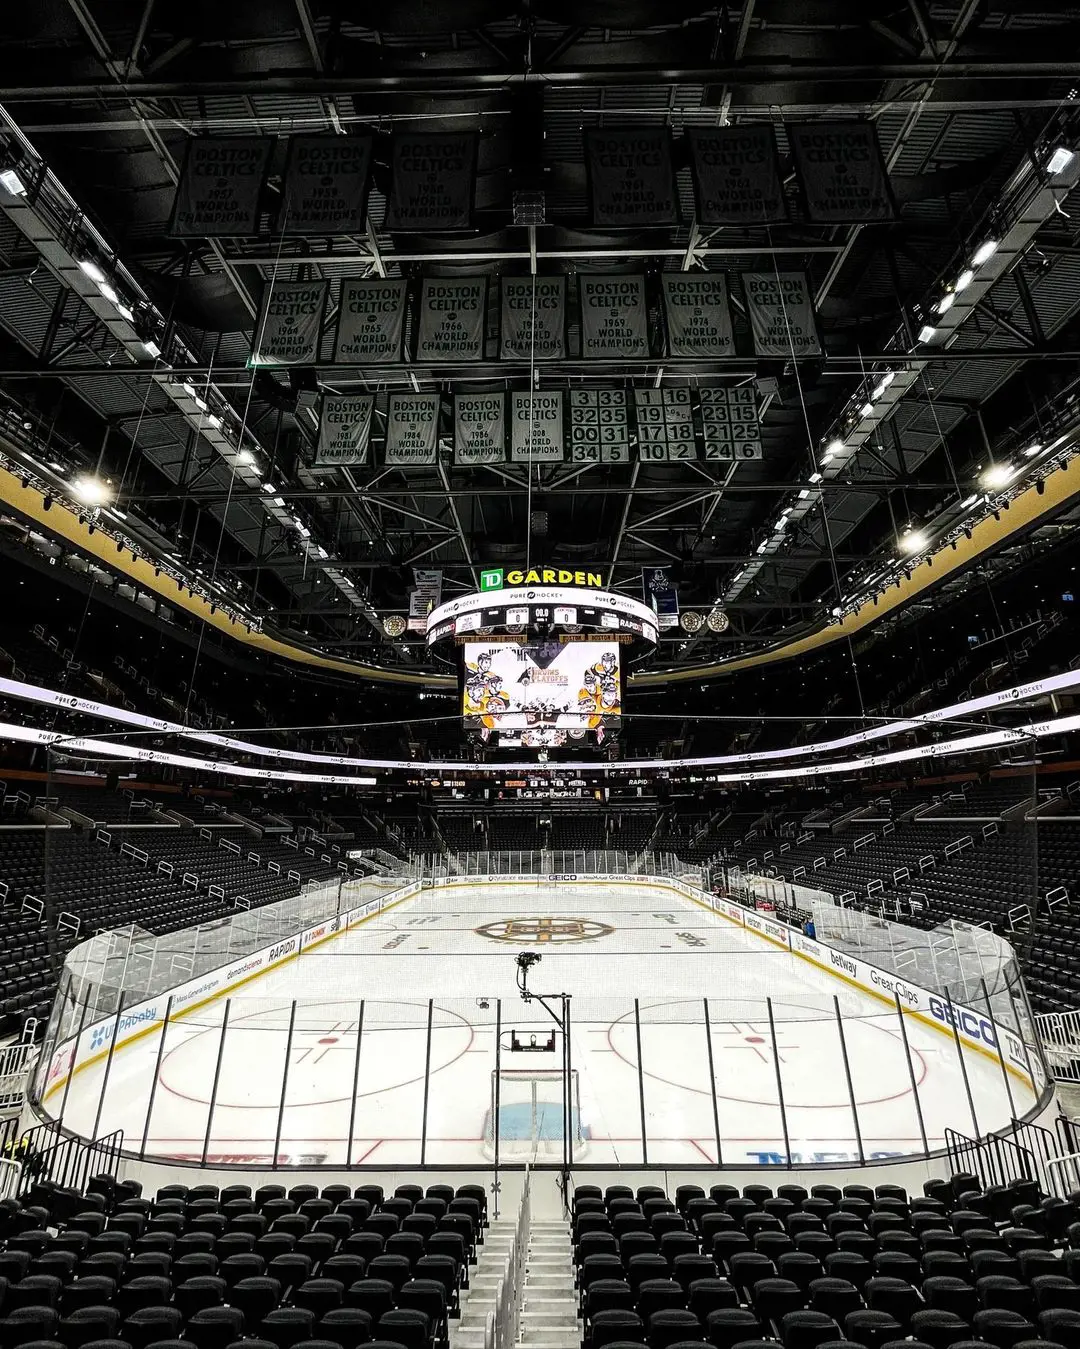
[6,445,1080,690]
[42,887,419,1101]
[689,888,1036,1092]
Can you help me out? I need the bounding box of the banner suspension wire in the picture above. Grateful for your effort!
[182,207,292,724]
[766,222,866,716]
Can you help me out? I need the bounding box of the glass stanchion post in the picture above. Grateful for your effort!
[139,995,173,1159]
[766,997,792,1167]
[979,975,1017,1121]
[703,998,723,1167]
[90,989,127,1142]
[944,985,980,1138]
[833,995,865,1164]
[420,999,434,1166]
[200,999,231,1167]
[632,998,649,1165]
[272,1001,298,1170]
[345,1000,365,1168]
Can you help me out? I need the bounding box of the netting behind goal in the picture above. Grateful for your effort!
[483,1067,585,1161]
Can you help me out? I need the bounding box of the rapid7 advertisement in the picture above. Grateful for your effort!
[463,640,621,729]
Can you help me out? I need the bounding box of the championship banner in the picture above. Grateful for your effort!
[416,278,487,362]
[661,275,735,358]
[643,567,679,630]
[788,122,895,224]
[510,391,565,462]
[334,278,407,365]
[314,394,374,466]
[385,393,440,466]
[279,135,373,235]
[454,393,506,465]
[585,128,678,228]
[250,280,328,366]
[385,132,478,231]
[409,568,444,632]
[579,275,649,359]
[742,271,822,359]
[687,126,787,226]
[500,277,566,360]
[169,137,271,236]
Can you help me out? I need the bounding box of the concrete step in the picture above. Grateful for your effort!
[525,1272,576,1291]
[527,1253,572,1266]
[522,1308,581,1328]
[519,1334,580,1349]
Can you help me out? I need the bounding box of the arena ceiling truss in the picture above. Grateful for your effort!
[1,3,1080,693]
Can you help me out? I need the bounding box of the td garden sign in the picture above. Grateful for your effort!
[480,567,604,592]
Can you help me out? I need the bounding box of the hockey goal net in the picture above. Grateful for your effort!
[483,1066,586,1161]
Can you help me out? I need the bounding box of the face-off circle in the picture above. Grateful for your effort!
[474,916,615,944]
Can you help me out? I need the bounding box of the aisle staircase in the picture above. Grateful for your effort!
[519,1220,578,1349]
[452,1202,577,1349]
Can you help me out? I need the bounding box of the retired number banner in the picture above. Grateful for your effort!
[251,280,327,366]
[585,128,678,227]
[788,122,895,223]
[742,271,822,358]
[579,275,649,359]
[500,277,566,360]
[385,132,478,231]
[662,275,735,358]
[416,278,487,361]
[333,278,407,364]
[315,394,374,466]
[169,138,271,236]
[279,135,373,235]
[385,393,440,466]
[454,393,505,465]
[687,126,787,226]
[511,391,565,462]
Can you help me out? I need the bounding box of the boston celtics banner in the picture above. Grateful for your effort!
[687,126,787,226]
[251,280,327,366]
[511,391,565,462]
[742,271,822,358]
[661,275,735,358]
[314,394,374,466]
[385,393,440,466]
[585,128,678,227]
[385,132,478,231]
[416,278,487,362]
[788,122,895,223]
[500,277,566,360]
[454,393,505,465]
[169,138,271,236]
[333,278,407,364]
[579,275,649,359]
[279,135,373,235]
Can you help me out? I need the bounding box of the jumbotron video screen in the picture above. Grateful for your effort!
[462,640,622,735]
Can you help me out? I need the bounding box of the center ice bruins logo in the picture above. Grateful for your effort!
[475,917,615,945]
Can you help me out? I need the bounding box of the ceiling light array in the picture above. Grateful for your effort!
[0,123,360,631]
[0,444,262,632]
[724,135,1080,617]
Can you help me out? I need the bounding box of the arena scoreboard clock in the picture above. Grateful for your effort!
[633,387,695,462]
[568,388,631,463]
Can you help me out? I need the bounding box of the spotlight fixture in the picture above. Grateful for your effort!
[679,610,704,632]
[142,340,161,359]
[935,292,956,314]
[972,239,999,266]
[1046,146,1076,176]
[898,530,928,555]
[0,167,27,197]
[70,474,111,507]
[917,324,938,343]
[981,462,1014,490]
[706,608,730,633]
[78,258,106,285]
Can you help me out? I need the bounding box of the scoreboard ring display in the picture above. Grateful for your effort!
[425,585,660,649]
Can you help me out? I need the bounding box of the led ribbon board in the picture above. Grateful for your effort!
[425,586,659,648]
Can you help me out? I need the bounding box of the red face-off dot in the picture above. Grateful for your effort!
[318,1037,339,1045]
[745,1036,765,1044]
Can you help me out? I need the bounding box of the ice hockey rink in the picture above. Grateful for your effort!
[53,880,1034,1168]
